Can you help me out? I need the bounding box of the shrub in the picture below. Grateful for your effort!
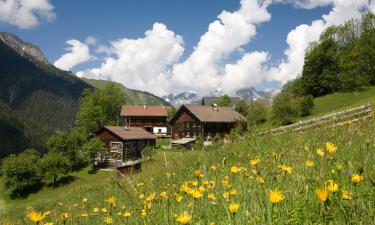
[1,150,42,198]
[247,100,269,126]
[39,152,70,185]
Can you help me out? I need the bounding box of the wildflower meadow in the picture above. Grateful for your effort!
[1,118,375,225]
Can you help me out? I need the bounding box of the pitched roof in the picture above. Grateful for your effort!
[99,126,156,140]
[201,97,241,105]
[172,105,247,123]
[120,105,168,117]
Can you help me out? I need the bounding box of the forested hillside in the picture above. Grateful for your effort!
[83,78,170,106]
[0,35,92,157]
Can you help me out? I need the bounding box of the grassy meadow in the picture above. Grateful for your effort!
[1,116,375,224]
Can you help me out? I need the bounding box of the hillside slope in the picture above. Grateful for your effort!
[1,116,374,224]
[0,33,92,156]
[83,78,170,106]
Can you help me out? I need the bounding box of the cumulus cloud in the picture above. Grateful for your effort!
[268,0,373,84]
[85,36,97,46]
[75,0,375,96]
[54,39,92,71]
[0,0,55,29]
[77,23,185,94]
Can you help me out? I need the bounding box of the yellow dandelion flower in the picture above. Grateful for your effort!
[194,170,204,178]
[229,189,237,196]
[190,189,203,199]
[326,180,339,193]
[230,166,241,174]
[160,191,169,200]
[249,159,260,167]
[27,211,50,223]
[269,189,284,204]
[106,196,116,206]
[141,209,147,217]
[101,208,108,213]
[315,188,329,202]
[305,160,314,168]
[176,212,192,224]
[336,163,344,172]
[136,182,144,187]
[341,190,352,200]
[104,216,112,224]
[304,145,310,151]
[146,192,157,201]
[82,197,88,203]
[93,207,99,213]
[44,223,54,225]
[351,174,364,184]
[279,165,292,174]
[228,203,240,214]
[174,193,183,202]
[208,193,216,201]
[256,176,265,185]
[251,169,258,175]
[122,211,132,217]
[325,142,337,154]
[316,148,325,157]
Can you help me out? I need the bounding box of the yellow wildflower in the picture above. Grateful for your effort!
[101,208,108,213]
[122,211,132,217]
[93,207,99,213]
[325,142,337,154]
[228,203,240,214]
[249,159,260,167]
[269,189,284,204]
[59,213,68,222]
[160,191,169,200]
[194,170,204,178]
[315,188,329,202]
[104,216,112,224]
[230,166,241,174]
[229,189,237,196]
[341,190,352,200]
[141,209,147,217]
[189,189,203,199]
[176,212,192,224]
[174,193,183,202]
[256,176,265,185]
[27,211,50,223]
[305,160,314,168]
[304,145,309,151]
[208,193,216,201]
[223,192,230,199]
[351,174,364,184]
[316,148,325,157]
[326,180,339,193]
[279,165,292,174]
[210,165,217,171]
[106,196,116,206]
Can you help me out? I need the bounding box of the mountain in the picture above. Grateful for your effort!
[83,78,170,106]
[163,87,273,105]
[162,91,200,106]
[0,32,92,157]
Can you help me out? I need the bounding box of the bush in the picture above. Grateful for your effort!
[247,100,269,126]
[40,152,70,185]
[81,137,107,164]
[1,150,42,198]
[193,136,204,150]
[271,92,300,125]
[298,95,314,117]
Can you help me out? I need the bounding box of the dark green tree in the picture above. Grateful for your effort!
[81,137,107,164]
[75,83,126,134]
[39,152,70,185]
[271,92,300,125]
[216,95,232,106]
[1,150,42,198]
[248,100,269,126]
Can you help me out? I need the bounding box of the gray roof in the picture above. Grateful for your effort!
[100,126,156,140]
[182,105,247,123]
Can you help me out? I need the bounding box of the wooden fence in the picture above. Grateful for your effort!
[257,103,372,136]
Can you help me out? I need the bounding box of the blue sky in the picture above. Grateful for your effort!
[0,0,372,96]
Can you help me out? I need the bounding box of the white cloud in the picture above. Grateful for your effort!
[54,39,92,71]
[76,0,375,96]
[169,0,272,95]
[268,0,372,84]
[0,0,55,29]
[77,23,184,94]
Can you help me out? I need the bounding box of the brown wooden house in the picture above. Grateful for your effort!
[96,126,156,174]
[169,104,247,141]
[120,105,168,136]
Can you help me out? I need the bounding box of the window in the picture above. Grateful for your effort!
[158,128,162,133]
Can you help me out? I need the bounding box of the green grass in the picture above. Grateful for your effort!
[312,86,375,116]
[2,119,375,224]
[0,167,115,216]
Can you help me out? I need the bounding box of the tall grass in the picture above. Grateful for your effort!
[1,118,375,224]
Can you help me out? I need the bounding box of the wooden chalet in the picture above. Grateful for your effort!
[96,126,156,174]
[120,105,168,136]
[169,104,247,142]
